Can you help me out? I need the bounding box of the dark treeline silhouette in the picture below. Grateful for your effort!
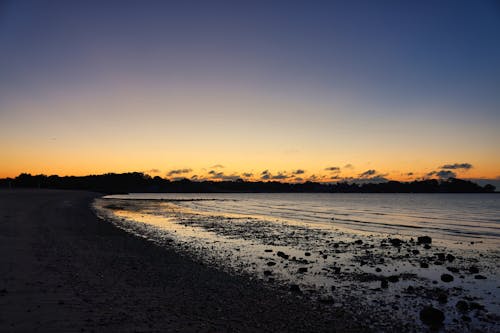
[0,172,496,194]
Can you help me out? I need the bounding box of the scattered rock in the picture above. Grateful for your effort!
[420,262,429,268]
[469,302,484,311]
[424,244,431,249]
[441,274,454,283]
[468,266,479,274]
[417,236,432,244]
[446,254,455,262]
[354,239,363,245]
[264,270,272,276]
[318,295,335,304]
[446,267,459,273]
[456,300,469,312]
[389,238,403,247]
[387,275,399,283]
[277,251,289,260]
[435,253,446,261]
[419,306,445,327]
[298,267,308,273]
[267,261,276,266]
[437,293,448,304]
[381,279,389,289]
[474,274,486,280]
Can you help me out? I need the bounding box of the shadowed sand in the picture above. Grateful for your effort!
[0,189,365,332]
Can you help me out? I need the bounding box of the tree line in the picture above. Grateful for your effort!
[0,172,496,194]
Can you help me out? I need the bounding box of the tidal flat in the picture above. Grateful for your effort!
[94,193,500,332]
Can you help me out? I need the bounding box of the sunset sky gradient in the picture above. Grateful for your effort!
[1,1,499,185]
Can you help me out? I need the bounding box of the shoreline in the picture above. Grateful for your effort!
[0,189,367,332]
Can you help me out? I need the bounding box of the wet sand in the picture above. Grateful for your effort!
[0,189,366,332]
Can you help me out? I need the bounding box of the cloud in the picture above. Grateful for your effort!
[325,166,340,173]
[167,168,192,176]
[210,164,224,169]
[148,169,161,174]
[406,172,414,176]
[344,164,354,169]
[294,177,304,182]
[292,169,305,175]
[427,170,456,179]
[440,163,473,170]
[260,170,289,180]
[242,173,253,178]
[359,169,377,178]
[208,171,241,181]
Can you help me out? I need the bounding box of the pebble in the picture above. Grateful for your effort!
[441,274,454,283]
[419,306,445,327]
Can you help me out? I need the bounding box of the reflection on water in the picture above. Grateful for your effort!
[93,193,500,331]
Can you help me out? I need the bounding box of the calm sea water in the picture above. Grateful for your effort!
[102,193,500,247]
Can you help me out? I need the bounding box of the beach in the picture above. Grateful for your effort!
[0,189,366,332]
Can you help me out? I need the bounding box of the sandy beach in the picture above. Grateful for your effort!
[0,189,367,332]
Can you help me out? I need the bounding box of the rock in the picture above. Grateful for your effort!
[267,261,276,266]
[437,293,448,304]
[381,279,389,289]
[435,253,446,261]
[446,267,459,273]
[417,236,432,244]
[354,239,363,245]
[424,244,431,249]
[375,267,382,272]
[319,295,335,304]
[387,275,399,283]
[264,270,272,276]
[469,302,484,311]
[277,251,289,260]
[412,249,420,255]
[264,249,273,252]
[420,306,445,327]
[434,261,443,266]
[304,252,311,256]
[389,238,403,247]
[446,254,455,262]
[290,284,301,293]
[322,254,328,259]
[332,267,341,274]
[456,300,469,312]
[441,274,454,282]
[474,274,486,280]
[420,262,429,268]
[468,266,479,274]
[333,243,339,248]
[298,267,308,273]
[461,315,471,322]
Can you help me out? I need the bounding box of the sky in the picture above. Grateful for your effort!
[1,0,499,185]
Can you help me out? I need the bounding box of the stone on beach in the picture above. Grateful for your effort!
[419,306,445,327]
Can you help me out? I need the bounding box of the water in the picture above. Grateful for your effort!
[93,193,500,331]
[99,193,500,247]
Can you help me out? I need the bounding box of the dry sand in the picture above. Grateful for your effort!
[0,189,365,332]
